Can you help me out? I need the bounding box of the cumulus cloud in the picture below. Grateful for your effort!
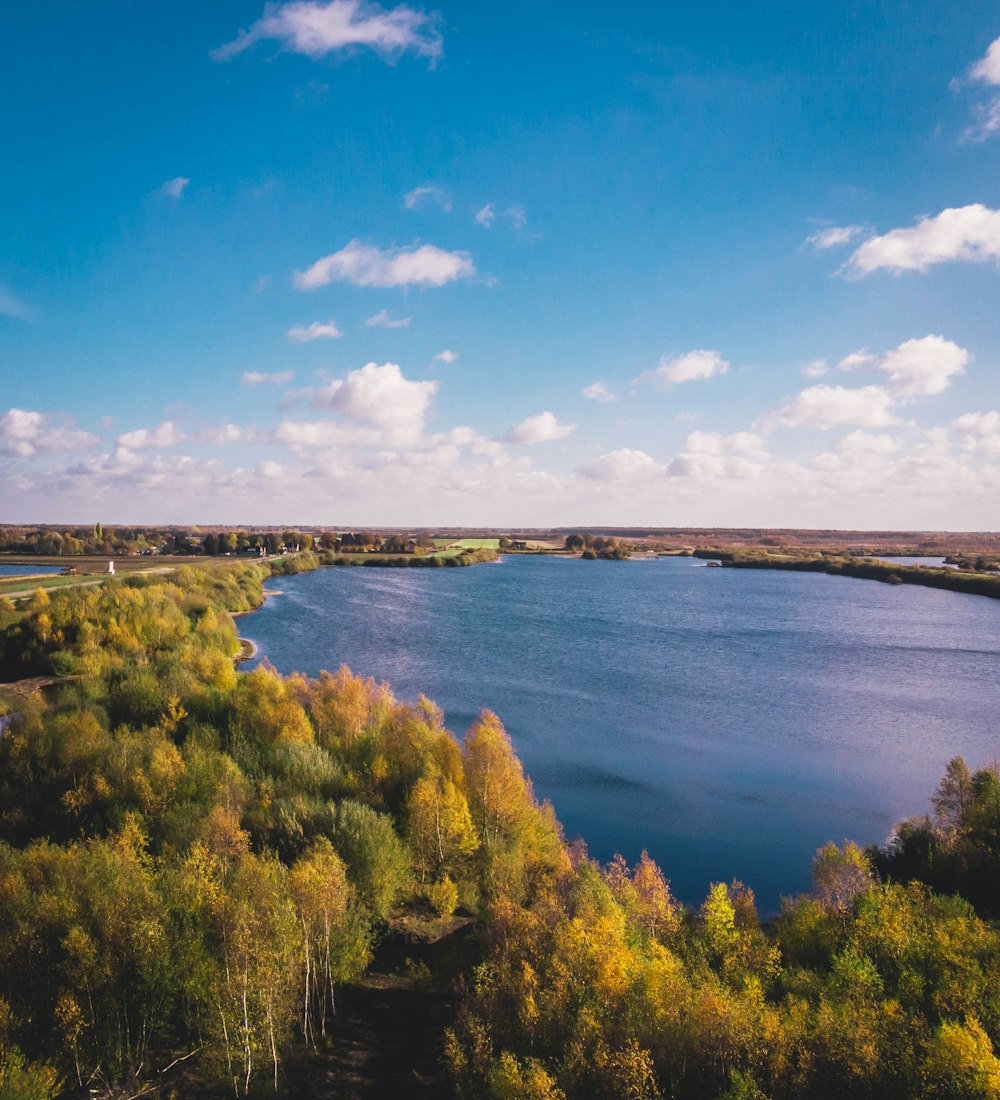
[404,184,452,212]
[365,308,411,328]
[201,424,254,445]
[287,320,342,342]
[768,385,900,430]
[274,418,382,451]
[683,430,765,455]
[161,177,190,199]
[295,239,475,290]
[579,448,665,482]
[433,349,458,364]
[837,335,969,398]
[844,205,1000,277]
[313,361,436,445]
[665,431,767,479]
[504,411,575,444]
[805,225,865,250]
[475,203,495,228]
[116,420,185,450]
[802,359,829,378]
[431,425,502,457]
[635,349,729,388]
[213,0,442,63]
[953,410,1000,453]
[811,430,900,473]
[0,408,99,458]
[241,370,295,386]
[583,381,616,403]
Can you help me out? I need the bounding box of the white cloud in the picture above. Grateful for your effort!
[961,36,1000,139]
[287,320,342,342]
[953,410,1000,453]
[806,225,865,250]
[295,239,475,290]
[201,424,253,445]
[663,430,768,479]
[404,184,452,212]
[256,460,284,478]
[683,430,765,455]
[802,359,829,378]
[505,203,528,230]
[971,36,1000,84]
[365,308,411,328]
[161,177,190,199]
[274,418,382,451]
[583,381,616,403]
[579,448,665,482]
[116,420,185,450]
[635,349,729,388]
[475,202,526,229]
[431,425,502,457]
[844,205,1000,276]
[836,335,969,398]
[313,361,436,445]
[768,385,900,430]
[966,97,1000,141]
[504,411,575,444]
[213,0,442,63]
[241,370,295,386]
[433,349,458,364]
[0,408,99,457]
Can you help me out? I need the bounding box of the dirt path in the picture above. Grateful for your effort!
[285,981,455,1099]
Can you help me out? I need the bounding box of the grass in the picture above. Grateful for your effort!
[0,564,179,599]
[333,550,464,562]
[430,538,500,549]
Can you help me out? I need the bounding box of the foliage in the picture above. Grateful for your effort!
[2,563,1000,1097]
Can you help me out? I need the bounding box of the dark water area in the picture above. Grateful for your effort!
[0,563,62,576]
[243,556,1000,913]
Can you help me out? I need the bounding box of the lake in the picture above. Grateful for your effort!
[243,555,1000,913]
[0,564,63,577]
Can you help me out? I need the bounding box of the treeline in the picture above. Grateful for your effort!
[563,534,632,560]
[2,565,1000,1097]
[871,756,1000,919]
[699,550,1000,602]
[0,563,560,1096]
[449,777,1000,1100]
[0,526,320,559]
[1,525,210,558]
[329,546,498,568]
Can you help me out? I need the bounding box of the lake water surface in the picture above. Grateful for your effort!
[243,555,1000,912]
[0,564,62,577]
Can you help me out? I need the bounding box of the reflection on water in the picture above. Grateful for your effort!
[244,556,1000,912]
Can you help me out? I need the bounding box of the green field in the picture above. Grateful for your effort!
[452,538,500,549]
[334,549,464,561]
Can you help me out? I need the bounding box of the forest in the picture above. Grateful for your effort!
[1,561,999,1099]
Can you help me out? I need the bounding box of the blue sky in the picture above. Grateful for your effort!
[3,0,1000,526]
